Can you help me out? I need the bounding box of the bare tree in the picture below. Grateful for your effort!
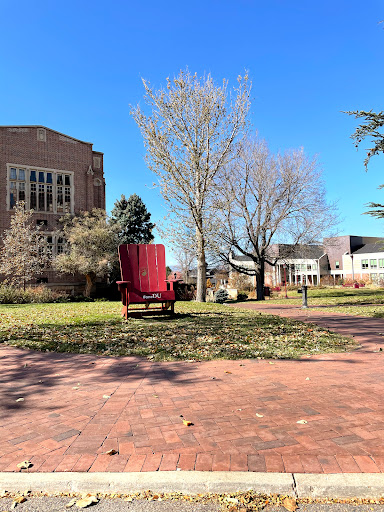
[131,69,251,301]
[0,202,50,289]
[216,136,337,300]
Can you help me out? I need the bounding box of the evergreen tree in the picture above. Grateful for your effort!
[345,110,384,217]
[0,202,50,289]
[345,110,384,170]
[111,194,155,245]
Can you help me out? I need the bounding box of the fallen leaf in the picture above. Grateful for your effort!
[72,387,80,390]
[152,394,158,397]
[282,497,297,511]
[255,413,264,418]
[15,398,24,402]
[269,362,275,365]
[16,461,32,470]
[297,419,308,424]
[66,498,77,508]
[182,419,193,426]
[76,495,98,508]
[105,449,118,456]
[225,371,232,374]
[305,377,310,380]
[124,497,133,502]
[225,498,239,504]
[11,497,27,508]
[102,395,110,399]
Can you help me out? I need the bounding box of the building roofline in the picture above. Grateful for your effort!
[0,125,93,146]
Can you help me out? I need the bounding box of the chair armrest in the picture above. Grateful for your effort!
[117,281,130,290]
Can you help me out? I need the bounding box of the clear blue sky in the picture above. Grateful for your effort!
[1,0,384,264]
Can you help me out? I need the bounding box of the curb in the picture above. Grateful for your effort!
[0,472,383,498]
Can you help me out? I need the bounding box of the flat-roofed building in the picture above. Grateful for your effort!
[0,125,106,291]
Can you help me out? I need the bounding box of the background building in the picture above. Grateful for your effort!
[230,236,384,288]
[0,125,105,291]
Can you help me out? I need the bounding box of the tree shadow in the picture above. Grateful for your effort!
[0,346,198,418]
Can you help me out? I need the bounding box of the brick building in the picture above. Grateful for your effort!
[0,125,106,291]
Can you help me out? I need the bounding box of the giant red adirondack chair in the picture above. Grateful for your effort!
[117,244,177,319]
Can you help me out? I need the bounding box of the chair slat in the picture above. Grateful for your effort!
[146,244,159,291]
[156,244,167,290]
[138,244,150,291]
[128,244,141,290]
[119,245,132,283]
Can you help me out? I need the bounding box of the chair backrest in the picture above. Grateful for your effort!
[118,244,168,292]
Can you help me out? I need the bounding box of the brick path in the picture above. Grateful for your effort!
[1,303,384,474]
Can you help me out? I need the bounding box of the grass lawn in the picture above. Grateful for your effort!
[0,301,356,361]
[266,287,384,317]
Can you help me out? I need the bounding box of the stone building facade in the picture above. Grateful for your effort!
[0,125,106,290]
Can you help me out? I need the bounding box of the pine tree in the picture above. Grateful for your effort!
[111,194,155,245]
[0,202,50,289]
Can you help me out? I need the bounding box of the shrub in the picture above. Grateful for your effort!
[237,292,248,301]
[214,288,229,303]
[0,285,65,304]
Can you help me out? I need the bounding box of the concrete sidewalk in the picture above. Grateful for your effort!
[1,303,384,474]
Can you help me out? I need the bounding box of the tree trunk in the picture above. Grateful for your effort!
[84,273,95,297]
[195,228,207,302]
[255,259,265,301]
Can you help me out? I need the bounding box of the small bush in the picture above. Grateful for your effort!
[0,285,65,304]
[214,288,229,303]
[237,292,248,301]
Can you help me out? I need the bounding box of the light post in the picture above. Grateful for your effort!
[283,263,288,299]
[351,254,354,282]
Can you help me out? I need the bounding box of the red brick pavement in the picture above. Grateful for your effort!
[1,302,384,473]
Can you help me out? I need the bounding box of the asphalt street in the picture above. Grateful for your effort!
[1,497,384,512]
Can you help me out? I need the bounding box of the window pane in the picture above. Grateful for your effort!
[10,168,17,179]
[64,175,70,186]
[38,171,45,183]
[18,169,25,181]
[38,184,45,211]
[30,183,37,209]
[57,174,63,185]
[19,182,25,202]
[10,191,15,208]
[47,185,53,211]
[57,186,63,211]
[46,173,52,183]
[30,170,36,182]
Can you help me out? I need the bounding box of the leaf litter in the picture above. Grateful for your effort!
[2,490,384,512]
[0,301,357,362]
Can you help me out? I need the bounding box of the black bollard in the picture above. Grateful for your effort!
[301,285,308,308]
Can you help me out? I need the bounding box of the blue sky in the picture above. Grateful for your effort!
[1,0,384,264]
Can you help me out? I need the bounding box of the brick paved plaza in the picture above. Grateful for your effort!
[1,304,384,474]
